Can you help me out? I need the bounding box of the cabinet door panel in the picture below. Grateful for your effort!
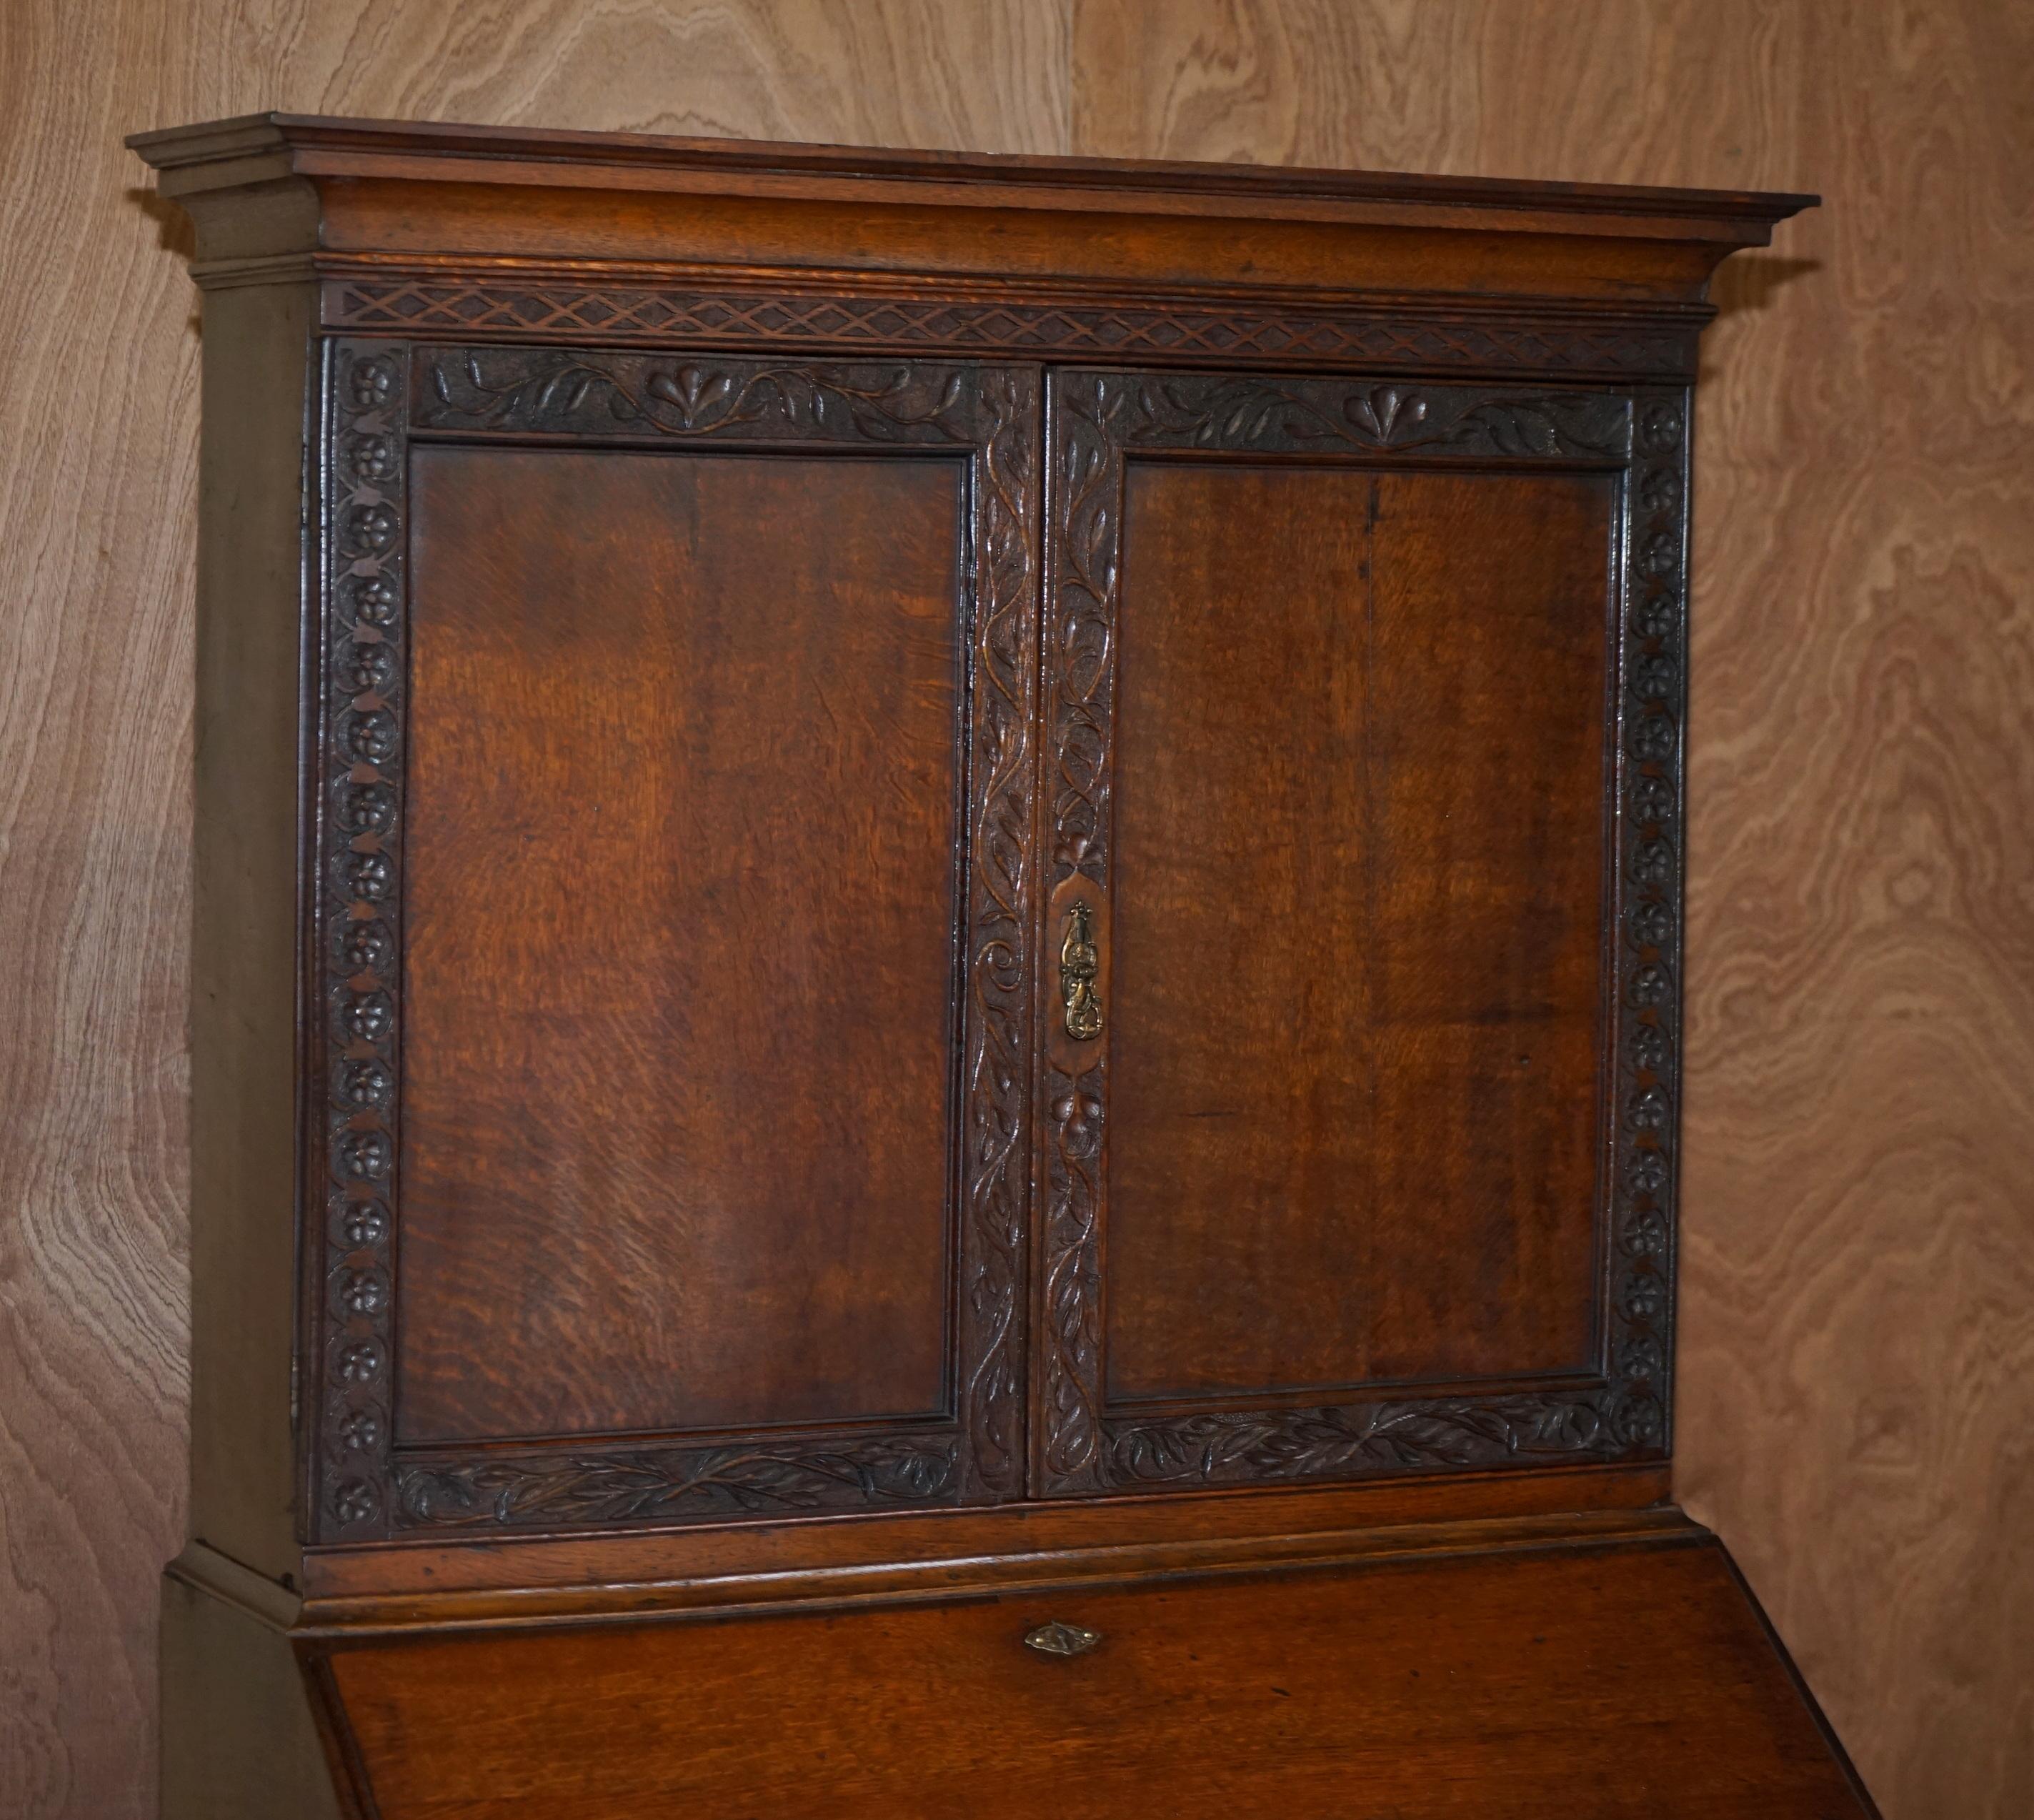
[1105,463,1609,1408]
[401,447,962,1444]
[310,347,1040,1540]
[1360,467,1612,1383]
[1105,463,1375,1403]
[1037,370,1683,1498]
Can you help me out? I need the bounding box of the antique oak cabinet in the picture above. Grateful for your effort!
[132,116,1868,1819]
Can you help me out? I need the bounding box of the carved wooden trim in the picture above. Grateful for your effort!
[1105,1398,1632,1486]
[1605,387,1692,1460]
[1033,368,1674,1498]
[322,274,1703,381]
[314,342,412,1541]
[959,367,1041,1500]
[393,1434,962,1529]
[1032,374,1121,1496]
[309,342,1038,1538]
[1064,373,1633,463]
[412,347,987,442]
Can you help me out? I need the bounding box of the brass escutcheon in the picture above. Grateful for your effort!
[1023,1620,1102,1658]
[1060,900,1103,1041]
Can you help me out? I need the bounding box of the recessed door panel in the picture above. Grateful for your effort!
[399,447,964,1446]
[1105,464,1376,1402]
[1107,463,1611,1404]
[1360,469,1614,1384]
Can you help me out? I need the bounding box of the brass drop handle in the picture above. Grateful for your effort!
[1024,1620,1102,1658]
[1060,900,1104,1042]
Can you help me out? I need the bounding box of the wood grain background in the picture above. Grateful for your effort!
[1,3,2025,1815]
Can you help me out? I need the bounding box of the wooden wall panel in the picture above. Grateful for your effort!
[1,3,2024,1816]
[1070,5,2034,1818]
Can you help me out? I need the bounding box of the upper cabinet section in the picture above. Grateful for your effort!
[134,117,1814,1551]
[129,115,1814,384]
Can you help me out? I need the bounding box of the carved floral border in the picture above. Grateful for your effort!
[313,342,411,1541]
[1035,369,1682,1496]
[1608,386,1692,1463]
[309,342,1038,1538]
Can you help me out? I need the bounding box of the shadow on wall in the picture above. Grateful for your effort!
[130,185,202,338]
[1710,254,1820,319]
[1698,256,1819,387]
[129,184,196,258]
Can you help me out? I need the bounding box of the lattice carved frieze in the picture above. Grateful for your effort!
[321,274,1701,380]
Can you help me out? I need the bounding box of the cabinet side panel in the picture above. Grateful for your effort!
[188,282,314,1573]
[161,1577,345,1820]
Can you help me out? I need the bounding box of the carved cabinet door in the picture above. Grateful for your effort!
[1032,368,1688,1499]
[312,344,1041,1541]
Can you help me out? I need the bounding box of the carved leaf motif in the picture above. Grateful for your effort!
[417,351,981,445]
[959,365,1040,1497]
[396,1439,960,1528]
[1107,374,1630,460]
[1107,1397,1621,1486]
[1445,397,1624,457]
[1346,384,1427,439]
[1034,372,1127,1493]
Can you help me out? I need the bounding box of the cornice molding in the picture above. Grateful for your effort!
[129,112,1815,231]
[132,115,1815,312]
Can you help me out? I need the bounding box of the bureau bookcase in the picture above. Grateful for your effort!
[133,116,1871,1819]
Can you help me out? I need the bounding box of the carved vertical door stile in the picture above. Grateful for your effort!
[314,339,412,1543]
[1602,386,1696,1457]
[956,364,1045,1502]
[1032,371,1127,1496]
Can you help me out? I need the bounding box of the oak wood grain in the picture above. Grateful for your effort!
[321,1537,1873,1820]
[1071,6,2034,1816]
[1105,463,1612,1401]
[399,445,964,1446]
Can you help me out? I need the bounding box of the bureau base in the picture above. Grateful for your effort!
[168,1518,1875,1820]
